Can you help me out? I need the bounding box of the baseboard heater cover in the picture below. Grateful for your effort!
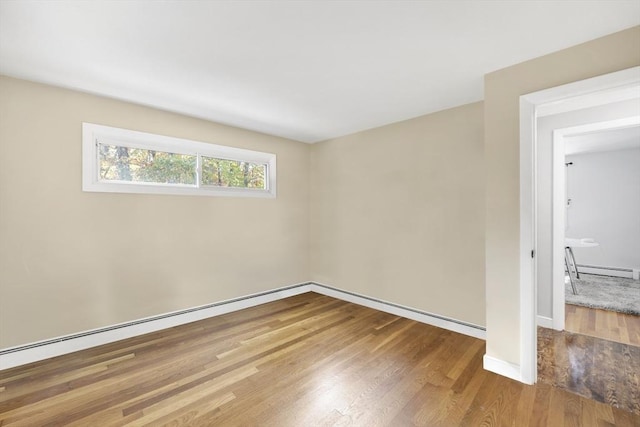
[0,282,486,370]
[0,283,313,369]
[312,282,485,337]
[576,264,636,279]
[0,283,310,356]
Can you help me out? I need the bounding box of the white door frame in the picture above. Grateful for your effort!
[518,66,640,384]
[551,116,640,331]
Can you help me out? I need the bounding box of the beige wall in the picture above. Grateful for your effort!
[0,76,310,348]
[310,102,485,326]
[484,26,640,364]
[0,75,486,351]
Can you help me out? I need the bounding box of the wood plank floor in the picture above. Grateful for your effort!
[1,293,638,426]
[537,327,640,416]
[536,304,640,417]
[565,304,640,346]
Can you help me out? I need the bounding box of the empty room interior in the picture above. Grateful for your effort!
[0,2,639,426]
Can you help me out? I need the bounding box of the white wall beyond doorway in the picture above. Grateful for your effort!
[565,146,640,276]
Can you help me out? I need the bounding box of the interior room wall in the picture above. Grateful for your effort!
[484,26,640,366]
[0,76,310,349]
[2,25,639,378]
[309,102,486,327]
[536,99,640,319]
[565,147,640,271]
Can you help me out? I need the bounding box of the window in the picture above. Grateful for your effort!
[82,123,276,197]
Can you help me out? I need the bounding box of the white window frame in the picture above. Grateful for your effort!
[82,123,276,198]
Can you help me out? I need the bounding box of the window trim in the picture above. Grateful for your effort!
[82,123,276,198]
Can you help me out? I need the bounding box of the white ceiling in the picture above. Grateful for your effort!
[1,1,639,143]
[565,124,640,155]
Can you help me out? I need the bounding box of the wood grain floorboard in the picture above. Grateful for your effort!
[2,292,639,426]
[537,326,640,416]
[565,304,640,346]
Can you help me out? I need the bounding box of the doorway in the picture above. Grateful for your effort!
[518,66,640,384]
[549,117,640,331]
[521,68,640,412]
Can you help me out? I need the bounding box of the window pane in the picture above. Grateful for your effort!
[99,144,196,185]
[201,156,266,189]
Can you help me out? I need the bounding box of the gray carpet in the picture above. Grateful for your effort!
[565,273,640,315]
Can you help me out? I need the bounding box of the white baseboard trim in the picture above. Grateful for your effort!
[483,354,523,383]
[576,265,633,279]
[309,282,486,340]
[0,283,312,371]
[536,315,554,329]
[1,281,486,371]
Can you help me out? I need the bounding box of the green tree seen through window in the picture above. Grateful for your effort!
[99,144,265,189]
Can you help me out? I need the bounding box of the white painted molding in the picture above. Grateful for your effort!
[552,127,566,332]
[0,283,312,370]
[536,315,554,329]
[534,67,640,117]
[309,282,486,340]
[483,354,524,383]
[1,281,487,371]
[519,95,538,385]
